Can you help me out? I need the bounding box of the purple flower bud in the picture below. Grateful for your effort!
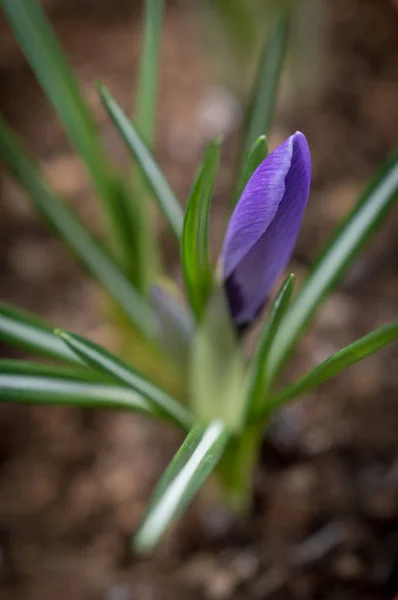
[220,131,311,328]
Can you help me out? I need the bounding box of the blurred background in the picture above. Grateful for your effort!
[0,1,398,599]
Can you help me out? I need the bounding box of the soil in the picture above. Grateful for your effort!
[0,0,398,599]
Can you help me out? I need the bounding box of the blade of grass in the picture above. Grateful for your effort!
[268,321,398,412]
[98,82,183,239]
[234,134,268,203]
[267,150,398,384]
[245,274,295,422]
[0,360,169,420]
[0,117,157,341]
[0,0,126,253]
[134,420,229,553]
[0,303,82,364]
[181,137,221,319]
[56,330,192,431]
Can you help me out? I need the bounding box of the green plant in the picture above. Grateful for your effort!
[0,0,397,555]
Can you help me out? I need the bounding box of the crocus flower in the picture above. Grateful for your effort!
[220,131,311,328]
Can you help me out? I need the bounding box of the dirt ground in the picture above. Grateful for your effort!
[0,0,398,599]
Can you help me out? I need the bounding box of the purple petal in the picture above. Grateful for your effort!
[221,131,311,326]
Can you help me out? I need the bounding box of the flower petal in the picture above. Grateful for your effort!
[222,131,311,326]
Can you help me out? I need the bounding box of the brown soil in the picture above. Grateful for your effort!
[0,1,398,599]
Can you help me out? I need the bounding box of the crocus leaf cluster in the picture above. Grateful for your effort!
[0,0,397,556]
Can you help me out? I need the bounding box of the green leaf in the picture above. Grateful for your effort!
[209,0,262,62]
[134,420,229,553]
[98,82,183,239]
[0,360,166,419]
[244,8,289,151]
[267,150,398,384]
[232,8,289,208]
[0,116,157,341]
[0,359,106,381]
[56,330,192,431]
[0,303,82,364]
[190,286,246,431]
[150,283,194,369]
[234,134,268,203]
[269,321,398,412]
[0,0,124,249]
[245,274,295,422]
[134,0,164,145]
[181,137,221,319]
[124,0,164,293]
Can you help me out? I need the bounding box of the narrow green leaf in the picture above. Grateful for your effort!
[208,0,260,62]
[0,361,165,419]
[0,0,124,248]
[0,117,157,340]
[267,150,398,384]
[190,286,246,431]
[0,359,107,381]
[0,303,82,364]
[135,0,164,145]
[56,330,192,431]
[234,134,268,203]
[124,0,164,292]
[268,321,398,413]
[232,8,289,209]
[150,283,194,368]
[181,137,221,319]
[245,274,295,421]
[244,9,289,152]
[98,82,183,239]
[119,180,156,294]
[107,178,156,289]
[134,420,229,553]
